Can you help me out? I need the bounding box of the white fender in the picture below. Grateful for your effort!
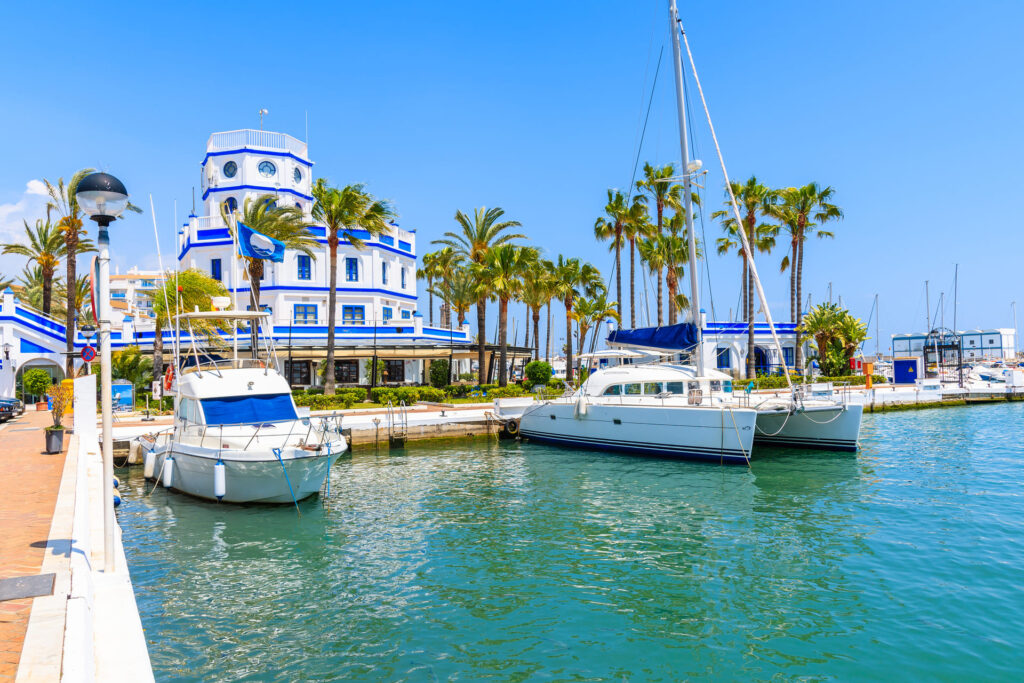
[214,461,226,500]
[163,456,174,488]
[143,449,156,479]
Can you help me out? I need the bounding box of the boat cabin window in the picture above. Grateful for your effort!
[199,394,298,426]
[709,380,722,392]
[602,384,621,396]
[178,398,202,424]
[624,383,642,395]
[687,381,700,391]
[665,381,684,394]
[643,382,663,395]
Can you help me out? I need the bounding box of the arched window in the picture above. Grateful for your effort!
[223,197,238,214]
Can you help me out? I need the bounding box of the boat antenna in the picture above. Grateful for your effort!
[668,0,703,373]
[675,11,792,389]
[149,194,173,387]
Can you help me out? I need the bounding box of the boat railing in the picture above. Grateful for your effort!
[180,357,279,376]
[176,411,345,451]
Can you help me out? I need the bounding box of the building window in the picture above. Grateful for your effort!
[334,360,358,384]
[346,258,359,282]
[211,259,222,282]
[297,255,311,280]
[384,360,405,383]
[284,360,310,386]
[401,267,406,289]
[293,304,317,325]
[342,305,365,325]
[245,304,271,314]
[293,167,302,183]
[382,262,389,285]
[223,161,238,178]
[401,310,411,320]
[716,347,731,369]
[258,160,277,177]
[382,307,393,322]
[783,347,794,367]
[223,197,238,214]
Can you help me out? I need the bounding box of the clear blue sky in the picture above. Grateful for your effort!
[1,0,1021,351]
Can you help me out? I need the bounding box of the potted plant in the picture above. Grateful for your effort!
[23,368,53,411]
[45,382,71,454]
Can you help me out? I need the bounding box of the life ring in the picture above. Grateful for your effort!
[163,367,174,391]
[506,419,519,436]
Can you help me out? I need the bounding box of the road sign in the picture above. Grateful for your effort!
[151,381,162,400]
[81,346,96,362]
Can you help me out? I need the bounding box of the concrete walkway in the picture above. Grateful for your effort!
[0,412,66,681]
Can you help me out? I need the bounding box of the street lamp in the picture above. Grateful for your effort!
[76,172,129,575]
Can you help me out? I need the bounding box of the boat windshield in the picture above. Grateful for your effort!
[200,394,297,425]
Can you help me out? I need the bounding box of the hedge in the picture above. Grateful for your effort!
[488,385,527,399]
[734,374,887,390]
[417,387,446,403]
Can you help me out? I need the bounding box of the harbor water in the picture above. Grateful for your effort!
[118,403,1024,681]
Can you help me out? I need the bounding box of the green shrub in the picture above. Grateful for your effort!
[459,372,476,382]
[488,385,527,399]
[446,384,470,398]
[429,360,450,389]
[342,394,356,409]
[417,387,446,403]
[307,387,324,395]
[547,377,565,389]
[394,386,420,404]
[524,361,552,386]
[370,387,399,404]
[23,368,52,399]
[480,383,499,392]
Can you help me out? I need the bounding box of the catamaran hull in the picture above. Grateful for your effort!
[753,404,863,452]
[518,402,757,464]
[149,441,345,504]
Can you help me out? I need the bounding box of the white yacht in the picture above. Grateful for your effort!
[140,311,346,504]
[739,385,863,452]
[517,364,758,464]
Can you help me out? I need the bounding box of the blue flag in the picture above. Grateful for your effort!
[237,221,285,262]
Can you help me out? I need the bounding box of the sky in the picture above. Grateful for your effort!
[1,0,1022,352]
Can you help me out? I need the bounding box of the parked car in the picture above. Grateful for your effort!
[0,401,16,422]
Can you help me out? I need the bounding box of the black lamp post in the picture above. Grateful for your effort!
[76,172,129,575]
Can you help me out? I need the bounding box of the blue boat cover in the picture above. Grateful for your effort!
[200,394,297,425]
[606,322,699,351]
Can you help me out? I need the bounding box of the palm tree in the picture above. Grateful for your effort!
[553,256,602,383]
[541,259,558,362]
[418,247,461,326]
[768,183,842,372]
[44,170,95,372]
[148,269,230,385]
[572,290,619,361]
[636,163,682,325]
[0,274,14,291]
[480,244,534,386]
[434,207,524,383]
[621,200,651,329]
[228,194,318,354]
[54,275,91,324]
[2,219,80,316]
[519,259,555,361]
[428,265,476,330]
[712,177,778,378]
[312,180,394,395]
[110,346,154,392]
[17,265,61,312]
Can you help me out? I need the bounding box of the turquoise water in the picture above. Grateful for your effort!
[118,403,1024,681]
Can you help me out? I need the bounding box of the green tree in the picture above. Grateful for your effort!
[54,275,91,324]
[226,194,318,354]
[434,207,524,383]
[23,368,53,401]
[312,180,394,395]
[1,219,81,316]
[553,256,602,382]
[519,257,556,361]
[768,183,842,372]
[712,177,778,378]
[418,247,462,327]
[594,190,637,325]
[17,265,61,313]
[480,244,534,386]
[572,290,619,360]
[110,346,153,391]
[147,269,230,385]
[621,200,650,328]
[636,163,682,325]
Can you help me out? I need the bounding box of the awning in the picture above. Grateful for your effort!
[606,322,699,351]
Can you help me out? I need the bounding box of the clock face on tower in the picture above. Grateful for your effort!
[223,161,237,178]
[258,161,277,177]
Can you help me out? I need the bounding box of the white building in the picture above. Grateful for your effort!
[109,267,164,319]
[891,329,1016,362]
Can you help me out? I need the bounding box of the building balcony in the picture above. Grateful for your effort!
[207,129,307,158]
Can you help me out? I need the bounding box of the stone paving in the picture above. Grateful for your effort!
[0,411,66,681]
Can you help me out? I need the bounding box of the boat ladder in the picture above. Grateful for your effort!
[386,400,408,447]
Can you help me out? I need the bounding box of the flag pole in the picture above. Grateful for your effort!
[231,211,240,363]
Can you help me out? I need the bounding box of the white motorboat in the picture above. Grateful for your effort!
[518,365,757,464]
[140,311,346,504]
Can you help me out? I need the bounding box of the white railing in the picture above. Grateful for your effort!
[192,215,228,231]
[207,129,308,158]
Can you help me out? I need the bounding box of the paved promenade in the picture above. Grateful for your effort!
[0,411,65,681]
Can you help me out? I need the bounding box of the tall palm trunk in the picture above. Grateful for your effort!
[64,232,77,375]
[629,238,636,328]
[747,262,755,378]
[476,298,486,383]
[796,237,806,373]
[153,319,164,386]
[523,303,530,363]
[324,236,339,393]
[497,297,509,386]
[656,268,663,326]
[667,265,677,325]
[427,278,434,325]
[532,307,541,360]
[42,267,54,316]
[577,324,587,361]
[545,300,552,361]
[789,240,798,322]
[564,299,574,383]
[248,260,263,358]
[614,228,622,323]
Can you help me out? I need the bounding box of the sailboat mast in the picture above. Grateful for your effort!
[668,0,703,372]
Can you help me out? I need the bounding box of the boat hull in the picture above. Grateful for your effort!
[518,401,757,464]
[149,440,345,504]
[753,403,863,452]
